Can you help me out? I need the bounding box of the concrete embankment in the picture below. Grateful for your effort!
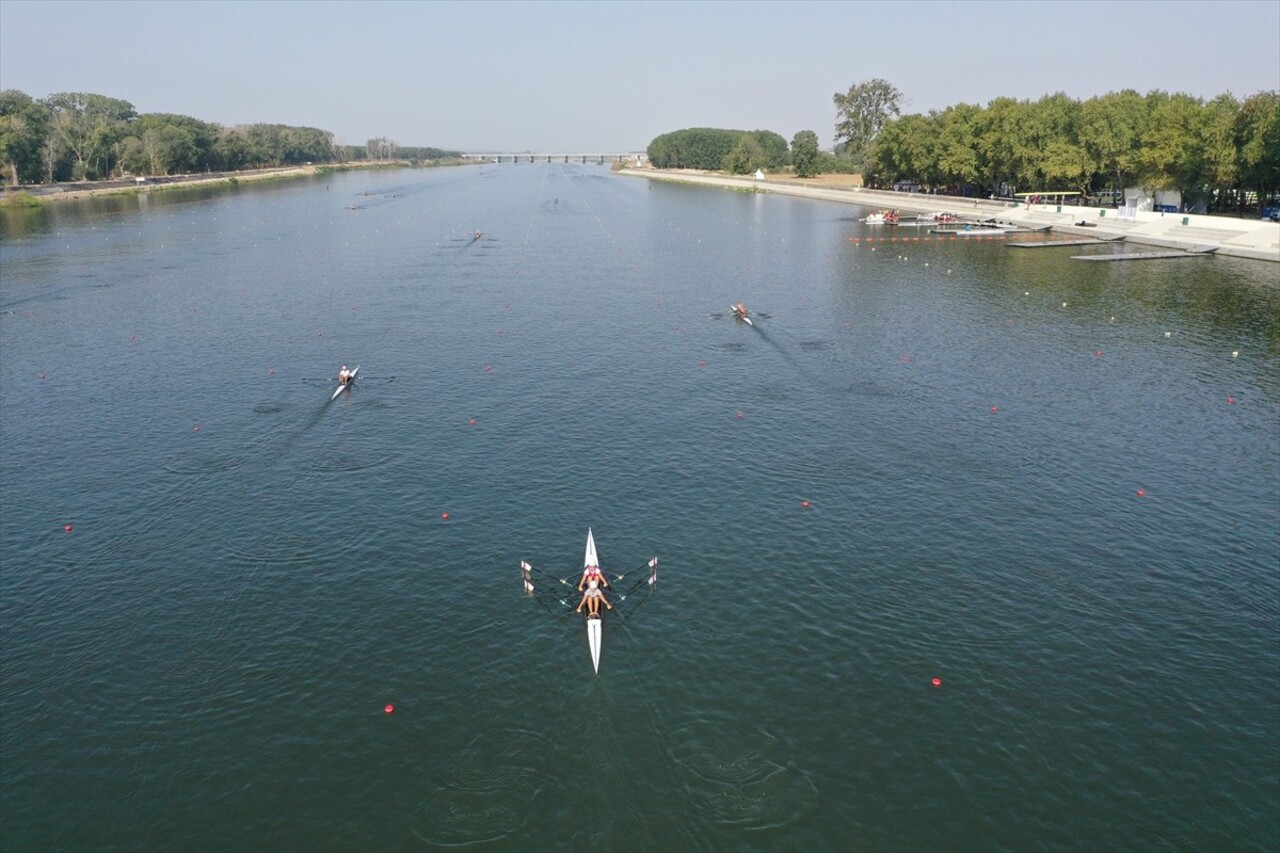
[619,168,1280,264]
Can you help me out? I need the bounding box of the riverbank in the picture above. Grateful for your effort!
[0,160,471,207]
[617,167,1280,263]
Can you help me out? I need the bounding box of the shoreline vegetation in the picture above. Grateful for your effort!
[0,159,473,207]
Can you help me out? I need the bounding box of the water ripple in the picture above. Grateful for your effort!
[668,721,819,832]
[411,728,557,847]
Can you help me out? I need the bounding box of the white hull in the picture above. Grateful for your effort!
[730,304,752,326]
[331,365,359,400]
[587,615,602,674]
[584,529,602,673]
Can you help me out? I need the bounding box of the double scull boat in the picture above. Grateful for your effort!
[521,529,658,674]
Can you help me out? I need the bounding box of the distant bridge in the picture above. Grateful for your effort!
[462,152,647,165]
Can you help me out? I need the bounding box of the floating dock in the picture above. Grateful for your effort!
[1072,250,1216,262]
[1009,238,1120,249]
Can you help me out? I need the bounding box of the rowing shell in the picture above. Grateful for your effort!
[587,614,602,673]
[331,365,359,400]
[730,304,753,326]
[584,528,602,673]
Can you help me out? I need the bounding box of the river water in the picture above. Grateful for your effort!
[2,165,1277,851]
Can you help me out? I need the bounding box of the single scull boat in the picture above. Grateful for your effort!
[331,365,359,401]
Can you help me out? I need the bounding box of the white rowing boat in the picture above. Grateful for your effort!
[520,530,659,674]
[584,528,603,673]
[330,365,359,400]
[730,304,753,326]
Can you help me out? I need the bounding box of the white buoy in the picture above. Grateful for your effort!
[1232,351,1239,358]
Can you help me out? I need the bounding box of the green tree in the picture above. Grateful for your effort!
[1027,93,1087,192]
[42,92,136,179]
[646,128,783,170]
[1137,91,1204,195]
[723,133,765,174]
[0,90,51,185]
[833,78,902,163]
[1080,90,1147,192]
[934,104,982,187]
[1235,90,1280,206]
[790,130,820,177]
[1198,93,1241,207]
[973,97,1027,194]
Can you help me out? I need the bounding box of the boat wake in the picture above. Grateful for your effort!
[668,721,819,832]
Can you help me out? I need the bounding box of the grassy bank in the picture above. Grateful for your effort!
[1,159,475,207]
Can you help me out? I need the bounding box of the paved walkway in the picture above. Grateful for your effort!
[619,169,1280,263]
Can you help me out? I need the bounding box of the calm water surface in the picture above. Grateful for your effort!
[2,165,1278,851]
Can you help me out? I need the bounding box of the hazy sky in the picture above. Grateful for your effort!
[2,0,1277,152]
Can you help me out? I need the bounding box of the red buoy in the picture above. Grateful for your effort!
[801,500,811,508]
[1137,489,1145,497]
[441,512,450,520]
[1226,396,1235,404]
[469,418,476,426]
[193,425,201,432]
[699,360,706,368]
[931,677,942,687]
[991,405,999,413]
[485,364,493,372]
[63,523,73,533]
[736,411,744,419]
[384,704,394,714]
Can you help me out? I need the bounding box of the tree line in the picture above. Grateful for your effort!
[645,81,1279,211]
[0,90,461,186]
[860,85,1279,210]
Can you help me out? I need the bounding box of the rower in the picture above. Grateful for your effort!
[734,301,748,319]
[575,576,613,617]
[338,365,351,385]
[578,562,609,591]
